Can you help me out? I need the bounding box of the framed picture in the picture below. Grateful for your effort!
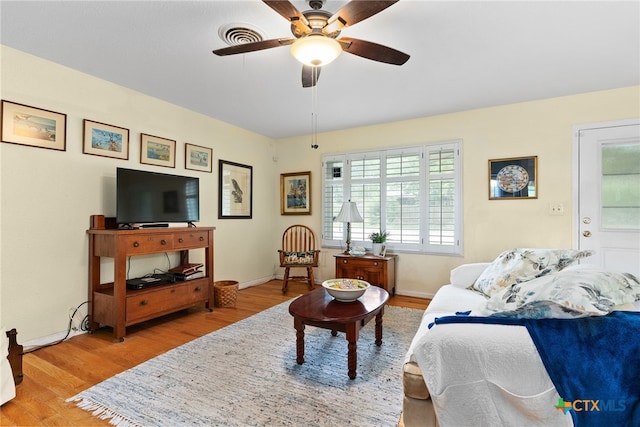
[140,133,176,168]
[83,119,129,159]
[280,171,311,215]
[185,143,213,173]
[489,156,538,199]
[1,100,66,151]
[219,160,253,219]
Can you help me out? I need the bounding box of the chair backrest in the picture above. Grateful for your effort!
[282,225,317,252]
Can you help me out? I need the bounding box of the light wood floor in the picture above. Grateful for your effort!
[1,280,429,426]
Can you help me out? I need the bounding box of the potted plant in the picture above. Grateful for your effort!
[368,231,388,256]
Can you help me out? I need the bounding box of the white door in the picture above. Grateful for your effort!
[576,122,640,276]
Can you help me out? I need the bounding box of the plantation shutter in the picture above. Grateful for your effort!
[426,145,460,251]
[322,156,345,244]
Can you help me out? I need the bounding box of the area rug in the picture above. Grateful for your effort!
[67,300,423,427]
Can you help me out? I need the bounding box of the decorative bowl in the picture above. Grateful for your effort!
[348,246,367,256]
[322,279,370,302]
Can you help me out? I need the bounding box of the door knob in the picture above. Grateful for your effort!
[583,230,592,237]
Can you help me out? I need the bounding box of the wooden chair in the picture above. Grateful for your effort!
[278,225,320,293]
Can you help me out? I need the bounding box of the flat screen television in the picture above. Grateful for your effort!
[116,168,200,226]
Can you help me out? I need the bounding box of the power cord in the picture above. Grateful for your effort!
[23,301,89,354]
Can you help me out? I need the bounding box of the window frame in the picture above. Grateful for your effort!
[321,140,463,256]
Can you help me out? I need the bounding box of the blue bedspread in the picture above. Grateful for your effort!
[431,311,640,427]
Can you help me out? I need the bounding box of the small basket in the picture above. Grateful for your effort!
[213,280,239,307]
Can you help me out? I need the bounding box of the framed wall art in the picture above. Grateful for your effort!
[1,100,67,151]
[489,156,538,199]
[140,133,176,168]
[185,143,212,173]
[280,171,311,215]
[219,160,253,219]
[83,119,129,159]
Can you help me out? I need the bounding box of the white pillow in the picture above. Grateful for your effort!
[479,269,640,318]
[450,263,491,288]
[473,248,593,296]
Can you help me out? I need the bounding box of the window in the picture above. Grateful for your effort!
[322,141,462,255]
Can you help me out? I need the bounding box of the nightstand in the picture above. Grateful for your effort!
[334,254,397,296]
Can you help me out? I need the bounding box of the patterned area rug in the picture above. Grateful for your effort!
[68,300,423,427]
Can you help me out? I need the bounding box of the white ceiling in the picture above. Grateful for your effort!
[1,1,639,139]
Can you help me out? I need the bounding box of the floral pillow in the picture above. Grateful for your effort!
[476,268,640,319]
[281,251,316,265]
[473,248,593,296]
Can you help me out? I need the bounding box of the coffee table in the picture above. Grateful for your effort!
[288,285,390,379]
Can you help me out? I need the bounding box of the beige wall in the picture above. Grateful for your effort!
[1,46,278,343]
[2,45,639,343]
[274,86,640,296]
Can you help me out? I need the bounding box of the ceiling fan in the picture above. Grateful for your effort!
[212,0,410,88]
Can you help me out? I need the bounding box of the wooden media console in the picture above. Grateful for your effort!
[87,216,215,341]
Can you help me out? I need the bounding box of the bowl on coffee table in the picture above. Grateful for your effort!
[322,279,370,302]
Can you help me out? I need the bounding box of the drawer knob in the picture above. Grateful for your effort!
[194,286,202,292]
[178,238,184,243]
[374,262,378,266]
[343,260,347,264]
[161,239,167,245]
[199,236,204,241]
[140,300,148,306]
[133,241,140,248]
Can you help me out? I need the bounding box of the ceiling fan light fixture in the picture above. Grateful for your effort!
[290,35,342,66]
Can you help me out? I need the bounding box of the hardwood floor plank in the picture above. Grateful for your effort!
[2,280,429,426]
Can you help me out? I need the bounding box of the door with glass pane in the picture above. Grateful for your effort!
[577,123,640,276]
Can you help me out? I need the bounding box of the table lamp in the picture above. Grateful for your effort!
[334,200,363,254]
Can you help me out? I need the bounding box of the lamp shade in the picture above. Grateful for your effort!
[334,201,363,223]
[290,34,342,66]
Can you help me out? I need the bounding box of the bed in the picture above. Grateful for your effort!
[401,249,640,427]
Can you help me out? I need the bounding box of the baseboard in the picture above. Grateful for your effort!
[273,274,433,299]
[395,289,435,299]
[237,275,278,289]
[23,329,87,351]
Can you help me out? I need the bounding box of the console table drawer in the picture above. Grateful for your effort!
[173,231,209,249]
[334,254,397,296]
[126,282,208,323]
[123,234,173,254]
[339,258,383,268]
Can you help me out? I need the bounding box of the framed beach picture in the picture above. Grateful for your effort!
[1,100,67,151]
[185,143,213,173]
[280,171,311,215]
[219,160,252,219]
[489,156,538,200]
[83,119,129,159]
[140,133,176,168]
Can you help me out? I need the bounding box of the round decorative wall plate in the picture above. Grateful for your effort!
[496,165,529,193]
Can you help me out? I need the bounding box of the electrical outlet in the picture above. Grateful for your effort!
[549,203,564,216]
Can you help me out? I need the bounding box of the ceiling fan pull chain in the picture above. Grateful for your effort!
[311,69,319,149]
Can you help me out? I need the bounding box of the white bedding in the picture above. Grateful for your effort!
[408,286,572,427]
[1,327,16,405]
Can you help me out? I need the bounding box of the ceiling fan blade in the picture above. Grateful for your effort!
[213,38,294,56]
[302,65,321,88]
[263,0,312,35]
[324,0,398,34]
[338,37,409,65]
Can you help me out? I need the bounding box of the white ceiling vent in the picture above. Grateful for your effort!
[218,23,266,46]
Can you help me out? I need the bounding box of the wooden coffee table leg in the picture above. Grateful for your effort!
[294,317,305,364]
[345,322,360,379]
[375,308,384,346]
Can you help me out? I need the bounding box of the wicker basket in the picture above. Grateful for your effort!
[213,280,239,307]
